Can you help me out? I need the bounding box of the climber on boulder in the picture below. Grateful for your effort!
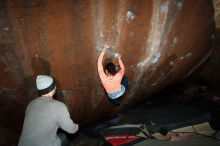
[97,45,129,105]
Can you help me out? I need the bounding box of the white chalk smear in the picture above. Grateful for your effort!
[179,56,184,60]
[137,62,145,67]
[114,53,121,58]
[100,32,104,38]
[4,27,10,31]
[150,52,161,64]
[169,61,174,65]
[176,1,182,11]
[160,2,169,13]
[151,83,157,86]
[185,52,192,58]
[173,37,178,44]
[125,0,172,102]
[137,51,161,67]
[126,11,135,23]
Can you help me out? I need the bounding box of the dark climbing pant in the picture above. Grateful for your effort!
[121,76,129,88]
[58,133,69,146]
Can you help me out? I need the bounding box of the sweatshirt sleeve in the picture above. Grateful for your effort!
[57,102,79,134]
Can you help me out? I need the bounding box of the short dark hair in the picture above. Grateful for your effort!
[105,62,117,75]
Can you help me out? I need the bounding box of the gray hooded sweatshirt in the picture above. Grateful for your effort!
[18,97,78,146]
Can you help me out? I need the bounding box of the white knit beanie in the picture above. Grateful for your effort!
[36,75,55,95]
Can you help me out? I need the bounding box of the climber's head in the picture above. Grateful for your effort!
[105,62,117,76]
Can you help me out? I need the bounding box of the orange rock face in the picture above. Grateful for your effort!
[0,0,214,124]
